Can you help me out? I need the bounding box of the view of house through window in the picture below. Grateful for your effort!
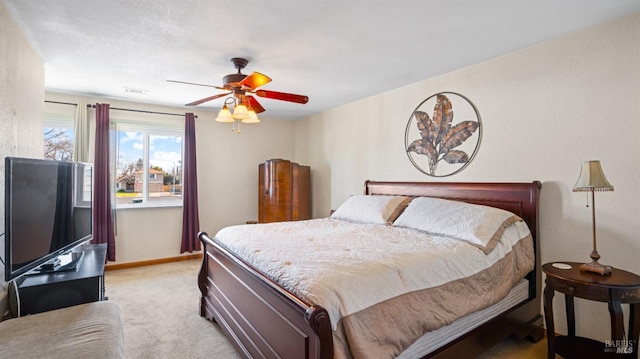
[115,128,183,207]
[44,115,184,208]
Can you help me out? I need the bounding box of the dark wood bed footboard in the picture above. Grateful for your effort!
[198,232,333,359]
[199,181,542,359]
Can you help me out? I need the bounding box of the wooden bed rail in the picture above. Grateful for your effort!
[198,231,333,359]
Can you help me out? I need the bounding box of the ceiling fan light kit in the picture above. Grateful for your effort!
[214,103,234,123]
[242,110,260,124]
[232,103,250,120]
[170,57,308,133]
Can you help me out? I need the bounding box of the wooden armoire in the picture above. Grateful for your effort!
[258,159,311,223]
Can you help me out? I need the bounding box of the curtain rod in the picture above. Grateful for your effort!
[45,100,77,106]
[44,100,196,118]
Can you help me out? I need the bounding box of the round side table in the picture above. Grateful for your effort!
[543,262,640,358]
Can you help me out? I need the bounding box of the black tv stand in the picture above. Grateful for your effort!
[15,243,106,316]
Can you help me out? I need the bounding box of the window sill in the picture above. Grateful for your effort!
[115,202,183,210]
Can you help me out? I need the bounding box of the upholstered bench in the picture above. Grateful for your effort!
[0,301,123,359]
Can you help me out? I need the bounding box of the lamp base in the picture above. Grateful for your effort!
[580,261,612,275]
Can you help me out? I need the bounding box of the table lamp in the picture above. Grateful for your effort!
[573,160,614,275]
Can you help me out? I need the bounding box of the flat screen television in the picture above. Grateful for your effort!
[4,157,93,282]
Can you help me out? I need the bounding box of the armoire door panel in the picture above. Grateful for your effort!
[258,159,310,223]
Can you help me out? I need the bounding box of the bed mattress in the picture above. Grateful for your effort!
[398,278,530,358]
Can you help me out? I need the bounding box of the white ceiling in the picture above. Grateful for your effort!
[3,1,640,120]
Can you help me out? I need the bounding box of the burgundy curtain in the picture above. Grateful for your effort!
[181,113,201,253]
[92,103,116,261]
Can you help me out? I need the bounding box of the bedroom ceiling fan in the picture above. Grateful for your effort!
[167,57,309,131]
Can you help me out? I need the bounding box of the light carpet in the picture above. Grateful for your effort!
[105,259,241,359]
[105,259,548,358]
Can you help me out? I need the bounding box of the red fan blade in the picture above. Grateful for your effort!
[167,79,225,90]
[245,95,265,113]
[185,92,231,106]
[239,72,272,90]
[255,90,309,104]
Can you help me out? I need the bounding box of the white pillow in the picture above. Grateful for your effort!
[393,196,522,254]
[331,195,411,225]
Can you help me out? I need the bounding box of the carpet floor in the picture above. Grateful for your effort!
[105,259,549,358]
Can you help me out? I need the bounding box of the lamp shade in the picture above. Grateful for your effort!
[242,110,260,124]
[573,160,614,192]
[215,105,234,123]
[232,104,249,120]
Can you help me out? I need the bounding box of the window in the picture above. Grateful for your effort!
[114,122,183,208]
[75,163,93,208]
[43,109,183,208]
[44,118,74,161]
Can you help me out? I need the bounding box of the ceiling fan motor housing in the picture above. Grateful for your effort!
[223,73,247,85]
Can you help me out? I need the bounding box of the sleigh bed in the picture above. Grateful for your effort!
[198,180,543,358]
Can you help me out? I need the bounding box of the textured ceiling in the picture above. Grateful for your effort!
[3,0,640,120]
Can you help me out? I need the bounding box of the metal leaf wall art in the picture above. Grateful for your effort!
[405,92,482,177]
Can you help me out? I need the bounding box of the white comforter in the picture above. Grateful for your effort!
[213,218,532,330]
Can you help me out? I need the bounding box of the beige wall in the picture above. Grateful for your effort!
[295,12,640,343]
[0,2,44,163]
[0,0,45,316]
[44,92,296,264]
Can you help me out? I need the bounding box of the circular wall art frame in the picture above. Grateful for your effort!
[405,92,482,177]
